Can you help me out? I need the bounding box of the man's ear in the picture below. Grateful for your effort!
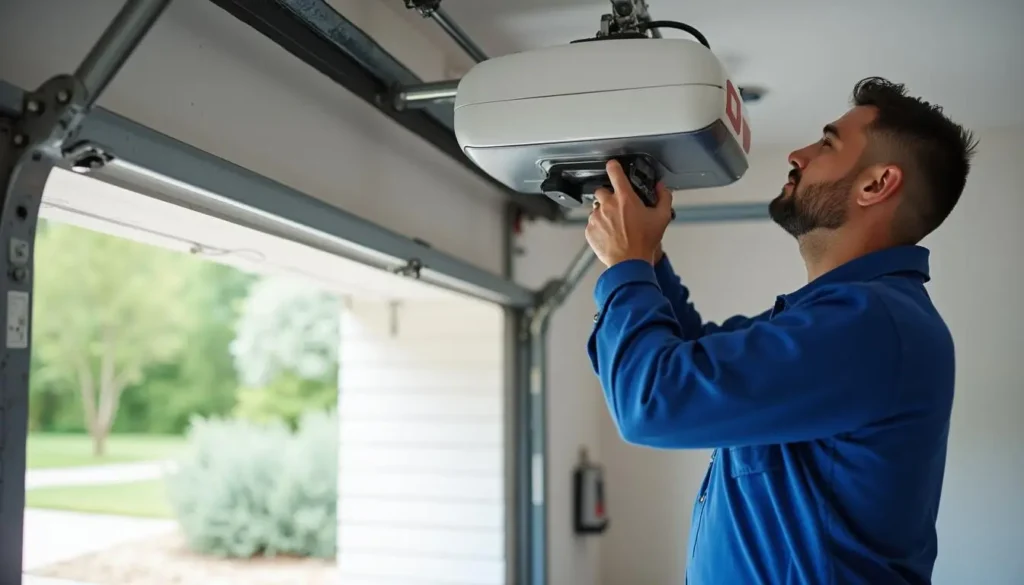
[855,163,903,207]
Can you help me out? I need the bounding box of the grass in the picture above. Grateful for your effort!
[27,433,187,469]
[25,479,174,519]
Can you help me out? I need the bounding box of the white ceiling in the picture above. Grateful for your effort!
[40,168,466,302]
[438,0,1024,148]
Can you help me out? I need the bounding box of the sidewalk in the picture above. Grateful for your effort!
[25,461,177,490]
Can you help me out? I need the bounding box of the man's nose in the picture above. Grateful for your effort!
[788,146,812,171]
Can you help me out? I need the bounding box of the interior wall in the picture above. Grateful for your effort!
[0,0,507,274]
[589,128,1024,585]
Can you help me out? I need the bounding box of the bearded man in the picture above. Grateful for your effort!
[584,77,978,585]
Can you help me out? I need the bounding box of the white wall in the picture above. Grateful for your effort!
[576,128,1024,585]
[0,0,505,274]
[922,127,1024,584]
[338,297,506,585]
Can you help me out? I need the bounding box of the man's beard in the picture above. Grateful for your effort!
[769,169,853,238]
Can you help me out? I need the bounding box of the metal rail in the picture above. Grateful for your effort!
[75,0,173,107]
[429,6,489,63]
[394,79,459,110]
[206,0,562,221]
[0,2,171,582]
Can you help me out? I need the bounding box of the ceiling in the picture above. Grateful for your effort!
[436,0,1024,149]
[40,168,466,302]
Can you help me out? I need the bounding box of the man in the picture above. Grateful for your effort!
[584,77,977,584]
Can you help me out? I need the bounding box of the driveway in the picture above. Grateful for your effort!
[23,508,176,571]
[24,576,97,585]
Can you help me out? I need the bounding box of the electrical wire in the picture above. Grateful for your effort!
[638,20,710,49]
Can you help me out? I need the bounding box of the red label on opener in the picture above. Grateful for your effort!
[725,79,743,135]
[725,79,751,154]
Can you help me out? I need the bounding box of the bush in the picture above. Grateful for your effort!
[233,371,337,429]
[165,409,337,559]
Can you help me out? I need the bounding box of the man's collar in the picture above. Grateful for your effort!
[783,245,931,306]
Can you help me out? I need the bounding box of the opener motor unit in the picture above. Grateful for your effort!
[453,36,752,208]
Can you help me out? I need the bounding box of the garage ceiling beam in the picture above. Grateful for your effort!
[206,0,564,222]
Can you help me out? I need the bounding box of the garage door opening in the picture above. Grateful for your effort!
[22,168,508,585]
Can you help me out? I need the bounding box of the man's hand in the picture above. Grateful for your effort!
[585,160,674,268]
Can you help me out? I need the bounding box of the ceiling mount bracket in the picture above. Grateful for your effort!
[601,0,661,38]
[404,0,442,17]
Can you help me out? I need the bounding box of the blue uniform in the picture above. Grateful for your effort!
[587,245,954,585]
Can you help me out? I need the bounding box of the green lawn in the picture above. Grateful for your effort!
[25,479,173,519]
[27,433,187,469]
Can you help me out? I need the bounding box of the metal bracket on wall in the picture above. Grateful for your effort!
[0,2,173,583]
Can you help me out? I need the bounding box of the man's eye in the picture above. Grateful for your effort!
[821,138,832,148]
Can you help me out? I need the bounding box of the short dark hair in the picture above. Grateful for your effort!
[851,77,978,243]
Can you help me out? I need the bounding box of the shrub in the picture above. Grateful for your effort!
[165,409,338,559]
[233,370,337,429]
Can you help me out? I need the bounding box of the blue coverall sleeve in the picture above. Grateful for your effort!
[587,260,902,449]
[653,254,768,339]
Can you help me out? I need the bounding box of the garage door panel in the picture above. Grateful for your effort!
[339,498,504,530]
[339,525,503,559]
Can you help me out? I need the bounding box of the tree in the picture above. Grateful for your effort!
[229,275,340,426]
[32,219,200,454]
[113,261,257,434]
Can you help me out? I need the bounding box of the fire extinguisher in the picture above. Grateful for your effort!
[573,447,609,534]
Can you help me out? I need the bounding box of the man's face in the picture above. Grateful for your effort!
[769,106,876,238]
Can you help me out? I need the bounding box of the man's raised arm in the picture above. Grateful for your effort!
[587,259,901,449]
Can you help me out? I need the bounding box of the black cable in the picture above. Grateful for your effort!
[638,20,710,49]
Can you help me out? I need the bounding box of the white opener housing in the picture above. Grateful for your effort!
[453,37,752,207]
